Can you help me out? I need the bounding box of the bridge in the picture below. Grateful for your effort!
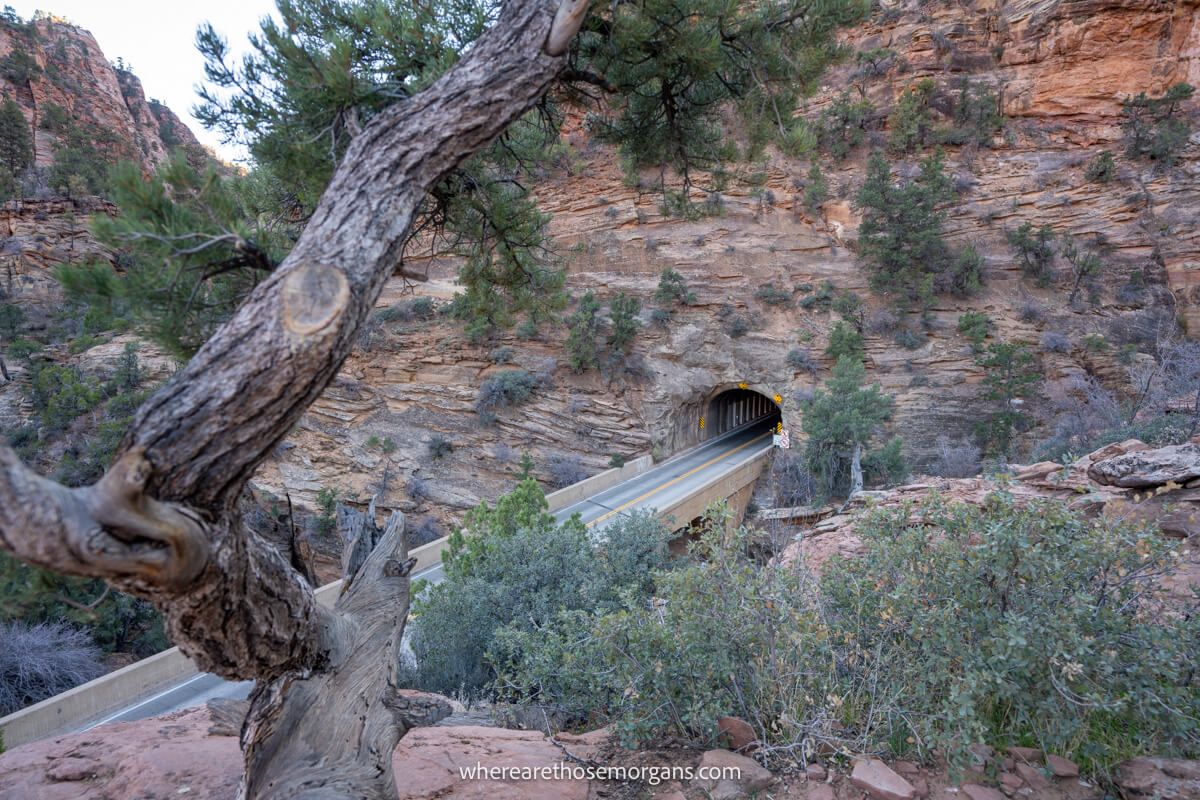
[0,386,784,749]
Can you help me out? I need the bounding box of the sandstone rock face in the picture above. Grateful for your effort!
[0,197,117,301]
[394,725,598,800]
[0,708,609,800]
[1087,443,1200,487]
[250,0,1200,523]
[0,18,205,173]
[716,715,757,751]
[1115,757,1200,800]
[0,707,242,800]
[1045,754,1080,778]
[691,749,775,800]
[850,758,917,800]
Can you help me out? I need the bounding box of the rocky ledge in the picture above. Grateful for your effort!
[779,437,1200,604]
[1,703,1195,800]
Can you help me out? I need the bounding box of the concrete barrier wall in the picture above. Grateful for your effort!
[545,454,653,512]
[655,447,769,527]
[0,642,198,749]
[0,456,654,750]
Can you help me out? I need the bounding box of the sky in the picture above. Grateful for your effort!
[8,0,279,161]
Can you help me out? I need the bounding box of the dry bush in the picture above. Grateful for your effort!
[0,621,104,715]
[931,435,981,478]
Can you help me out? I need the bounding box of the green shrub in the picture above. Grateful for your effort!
[830,290,864,325]
[0,552,166,664]
[606,293,641,363]
[1062,235,1104,305]
[655,268,695,307]
[801,356,898,498]
[1007,222,1055,286]
[409,480,671,700]
[475,369,539,422]
[1121,83,1194,167]
[505,508,821,745]
[5,337,40,360]
[509,497,1200,775]
[754,283,791,306]
[957,310,991,350]
[0,98,32,199]
[857,150,979,308]
[427,434,454,459]
[1084,151,1116,183]
[29,364,102,431]
[822,495,1200,774]
[825,320,864,361]
[816,91,874,160]
[804,163,828,209]
[725,313,752,338]
[409,296,436,318]
[798,279,837,311]
[0,46,39,84]
[937,78,1003,147]
[787,347,817,374]
[0,302,23,337]
[608,453,626,469]
[566,292,602,372]
[313,487,339,536]
[48,121,127,198]
[974,340,1040,458]
[888,79,936,154]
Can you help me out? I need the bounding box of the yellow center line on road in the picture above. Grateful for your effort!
[585,431,772,528]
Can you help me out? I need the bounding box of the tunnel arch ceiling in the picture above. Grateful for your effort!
[662,383,789,453]
[705,386,782,438]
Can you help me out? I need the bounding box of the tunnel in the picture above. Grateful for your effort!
[704,386,782,439]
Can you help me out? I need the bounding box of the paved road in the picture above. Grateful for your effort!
[81,422,774,729]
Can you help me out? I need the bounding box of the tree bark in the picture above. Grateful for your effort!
[849,442,864,496]
[0,0,586,796]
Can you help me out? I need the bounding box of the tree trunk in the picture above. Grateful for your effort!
[0,0,587,796]
[849,442,864,496]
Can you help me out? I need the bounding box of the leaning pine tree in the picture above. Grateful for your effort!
[0,0,868,795]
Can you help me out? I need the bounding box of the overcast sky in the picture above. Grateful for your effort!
[9,0,279,161]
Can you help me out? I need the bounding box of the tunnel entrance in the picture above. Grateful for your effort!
[705,387,782,439]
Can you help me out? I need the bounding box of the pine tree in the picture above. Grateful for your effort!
[1007,221,1055,286]
[1121,83,1194,167]
[802,355,898,497]
[0,97,30,199]
[565,291,602,373]
[804,163,828,209]
[56,154,290,357]
[606,293,641,361]
[887,79,936,154]
[856,149,980,309]
[975,340,1041,459]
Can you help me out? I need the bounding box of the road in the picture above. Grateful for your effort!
[81,422,774,729]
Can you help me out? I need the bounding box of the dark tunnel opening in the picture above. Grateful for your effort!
[705,387,782,439]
